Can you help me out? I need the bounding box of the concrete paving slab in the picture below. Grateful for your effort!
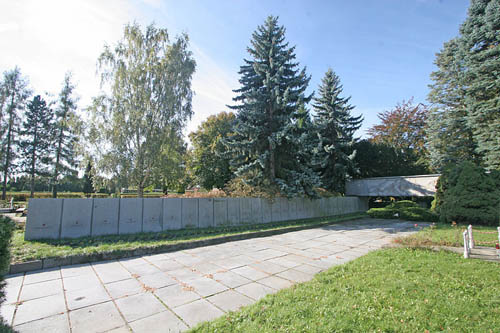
[19,279,63,301]
[231,265,270,281]
[25,198,63,240]
[14,293,66,325]
[198,198,214,228]
[173,299,225,328]
[93,261,132,284]
[115,292,166,323]
[70,301,125,333]
[63,273,101,292]
[0,304,15,326]
[91,198,119,236]
[257,275,294,290]
[129,310,188,333]
[143,198,163,233]
[276,269,314,283]
[119,198,143,235]
[126,263,162,277]
[163,198,182,230]
[66,285,110,310]
[138,272,177,289]
[154,284,200,308]
[8,218,422,332]
[14,313,70,333]
[213,198,228,226]
[207,290,253,312]
[60,198,93,239]
[212,271,252,288]
[181,198,198,228]
[149,259,185,272]
[226,198,240,225]
[186,277,228,297]
[250,261,288,275]
[234,282,276,301]
[24,268,60,285]
[60,263,94,278]
[105,278,145,299]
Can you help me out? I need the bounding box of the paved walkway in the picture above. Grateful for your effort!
[1,218,420,332]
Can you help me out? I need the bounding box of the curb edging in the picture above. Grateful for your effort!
[9,214,366,275]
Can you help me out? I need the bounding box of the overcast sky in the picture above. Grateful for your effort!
[0,0,469,139]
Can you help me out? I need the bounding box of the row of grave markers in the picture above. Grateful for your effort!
[25,196,368,240]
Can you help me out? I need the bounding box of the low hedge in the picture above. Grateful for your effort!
[367,200,438,222]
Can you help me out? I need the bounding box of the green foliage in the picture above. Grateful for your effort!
[427,0,500,171]
[312,69,362,194]
[90,22,195,197]
[0,67,31,200]
[192,248,500,332]
[0,216,15,309]
[19,95,54,197]
[367,200,438,222]
[189,112,235,190]
[353,140,429,178]
[439,161,500,226]
[51,72,82,198]
[227,16,320,198]
[82,160,94,196]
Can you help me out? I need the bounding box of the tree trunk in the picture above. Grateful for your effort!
[2,105,14,200]
[137,185,144,198]
[30,131,37,198]
[52,126,64,198]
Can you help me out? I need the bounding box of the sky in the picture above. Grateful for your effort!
[0,0,470,139]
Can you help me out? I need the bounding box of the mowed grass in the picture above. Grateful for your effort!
[395,223,499,248]
[9,213,365,263]
[191,248,500,332]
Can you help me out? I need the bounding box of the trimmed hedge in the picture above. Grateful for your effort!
[367,200,438,222]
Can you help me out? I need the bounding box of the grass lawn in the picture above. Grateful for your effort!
[192,248,500,332]
[395,223,499,248]
[9,213,365,263]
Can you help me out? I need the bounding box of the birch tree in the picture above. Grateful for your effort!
[90,23,195,197]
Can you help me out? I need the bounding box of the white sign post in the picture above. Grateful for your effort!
[463,230,470,259]
[467,225,474,249]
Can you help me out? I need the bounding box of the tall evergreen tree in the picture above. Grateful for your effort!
[19,95,54,198]
[0,67,31,200]
[227,16,319,197]
[427,0,499,171]
[312,69,362,194]
[51,72,81,198]
[82,160,94,197]
[459,0,500,170]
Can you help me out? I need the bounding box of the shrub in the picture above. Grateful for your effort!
[399,206,438,222]
[367,207,398,219]
[367,201,438,222]
[440,161,500,226]
[0,216,15,305]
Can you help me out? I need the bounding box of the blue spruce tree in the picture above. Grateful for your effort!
[227,16,320,197]
[312,69,362,194]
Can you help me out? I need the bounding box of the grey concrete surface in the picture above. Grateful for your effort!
[26,197,368,240]
[3,218,421,332]
[346,174,440,197]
